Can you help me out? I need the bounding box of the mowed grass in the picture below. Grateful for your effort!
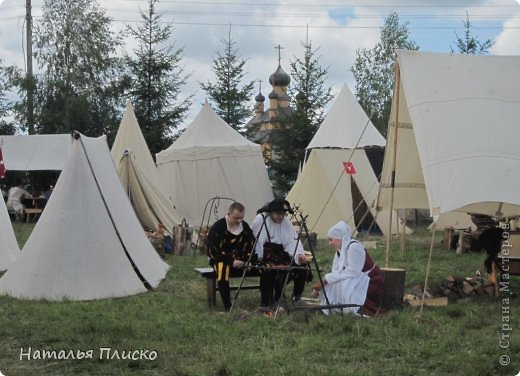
[0,223,519,376]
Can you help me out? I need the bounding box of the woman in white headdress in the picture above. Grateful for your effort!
[312,221,384,315]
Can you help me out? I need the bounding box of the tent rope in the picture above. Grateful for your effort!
[419,223,436,320]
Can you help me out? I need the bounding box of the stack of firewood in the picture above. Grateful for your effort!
[436,275,495,299]
[404,274,496,307]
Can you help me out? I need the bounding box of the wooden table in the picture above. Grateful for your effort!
[22,197,47,222]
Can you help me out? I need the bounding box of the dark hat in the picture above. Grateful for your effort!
[265,198,293,214]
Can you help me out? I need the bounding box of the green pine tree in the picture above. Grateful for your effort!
[451,12,494,54]
[200,26,255,131]
[125,0,192,155]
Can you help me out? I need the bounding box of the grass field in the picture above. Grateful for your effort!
[1,223,519,375]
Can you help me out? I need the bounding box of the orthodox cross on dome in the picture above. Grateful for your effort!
[275,44,284,64]
[258,79,262,92]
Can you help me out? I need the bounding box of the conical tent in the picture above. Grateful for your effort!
[288,149,355,238]
[156,102,273,225]
[0,195,19,271]
[287,84,410,238]
[0,134,169,301]
[378,50,520,219]
[307,84,386,149]
[111,101,184,234]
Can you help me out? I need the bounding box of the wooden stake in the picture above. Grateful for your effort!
[400,209,407,260]
[385,64,401,267]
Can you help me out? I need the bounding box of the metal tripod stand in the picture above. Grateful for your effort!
[272,207,331,318]
[230,205,333,318]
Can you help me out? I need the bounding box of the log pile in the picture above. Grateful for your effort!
[435,275,495,300]
[404,273,495,306]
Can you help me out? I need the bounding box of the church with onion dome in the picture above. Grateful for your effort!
[245,46,295,170]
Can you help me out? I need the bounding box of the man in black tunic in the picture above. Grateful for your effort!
[206,202,255,311]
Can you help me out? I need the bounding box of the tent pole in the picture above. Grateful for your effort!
[419,223,436,320]
[125,153,131,200]
[400,209,407,260]
[385,63,401,268]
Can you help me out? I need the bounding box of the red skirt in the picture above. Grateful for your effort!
[361,266,385,315]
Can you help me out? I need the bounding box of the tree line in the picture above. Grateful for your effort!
[0,1,493,195]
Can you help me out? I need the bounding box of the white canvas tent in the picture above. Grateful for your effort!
[156,102,273,225]
[307,84,387,149]
[0,134,169,301]
[0,134,72,171]
[0,195,19,271]
[0,134,71,271]
[378,50,520,220]
[111,101,185,234]
[287,84,410,238]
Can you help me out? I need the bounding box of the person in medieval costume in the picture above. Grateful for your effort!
[206,202,255,312]
[6,180,32,222]
[251,198,310,310]
[312,221,384,316]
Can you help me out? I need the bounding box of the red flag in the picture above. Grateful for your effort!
[0,148,5,179]
[343,161,356,175]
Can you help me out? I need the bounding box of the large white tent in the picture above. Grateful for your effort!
[0,134,169,301]
[156,102,273,225]
[0,134,72,270]
[0,134,72,171]
[0,195,19,271]
[287,84,410,238]
[378,50,520,219]
[307,84,386,150]
[111,101,185,234]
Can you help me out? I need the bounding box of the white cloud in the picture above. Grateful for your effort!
[2,0,519,128]
[490,11,520,54]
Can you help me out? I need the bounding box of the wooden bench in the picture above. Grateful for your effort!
[25,208,43,223]
[194,267,261,308]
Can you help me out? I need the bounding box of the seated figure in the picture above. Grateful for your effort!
[147,223,167,258]
[6,181,32,222]
[251,198,310,309]
[312,221,384,316]
[206,202,255,312]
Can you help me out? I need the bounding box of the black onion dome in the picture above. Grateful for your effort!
[255,91,265,102]
[269,65,290,86]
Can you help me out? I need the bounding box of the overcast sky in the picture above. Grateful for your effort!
[1,0,520,129]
